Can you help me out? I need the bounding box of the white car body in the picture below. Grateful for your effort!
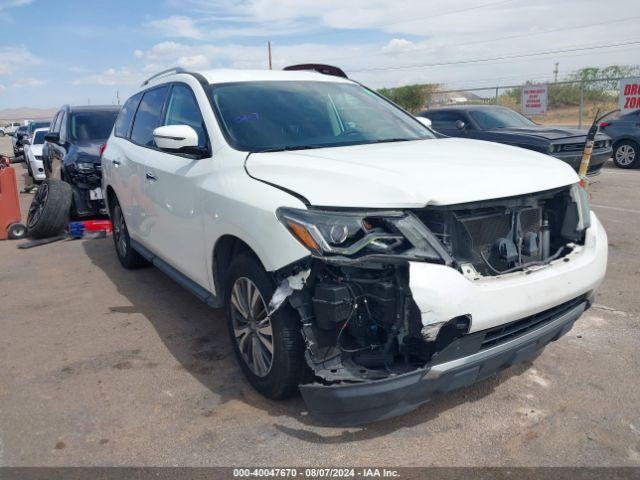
[24,127,48,182]
[102,68,607,424]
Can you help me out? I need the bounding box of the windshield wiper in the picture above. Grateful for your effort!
[256,145,328,153]
[372,138,415,144]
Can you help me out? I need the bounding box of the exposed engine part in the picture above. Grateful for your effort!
[414,185,587,276]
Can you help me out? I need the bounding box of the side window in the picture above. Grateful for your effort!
[428,111,468,130]
[130,86,170,147]
[114,92,143,138]
[163,84,207,148]
[50,112,62,133]
[59,111,68,141]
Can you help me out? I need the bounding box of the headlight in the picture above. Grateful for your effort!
[548,144,560,154]
[571,183,591,231]
[276,207,447,263]
[76,162,96,172]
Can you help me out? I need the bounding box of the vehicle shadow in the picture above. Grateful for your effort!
[82,238,541,442]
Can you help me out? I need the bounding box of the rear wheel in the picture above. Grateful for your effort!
[225,254,305,399]
[111,199,148,269]
[613,140,638,169]
[27,179,72,238]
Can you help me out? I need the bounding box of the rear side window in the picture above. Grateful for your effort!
[114,92,142,138]
[130,86,170,147]
[426,111,468,129]
[163,84,207,148]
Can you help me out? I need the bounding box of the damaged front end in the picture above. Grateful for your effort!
[65,160,106,217]
[272,184,592,425]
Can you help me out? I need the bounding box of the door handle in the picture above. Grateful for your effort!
[145,171,158,182]
[112,159,121,166]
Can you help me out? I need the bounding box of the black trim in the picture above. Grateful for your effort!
[300,299,587,426]
[243,152,310,206]
[131,239,222,308]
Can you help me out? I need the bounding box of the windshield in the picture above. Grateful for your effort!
[28,121,50,134]
[33,130,47,144]
[469,108,536,129]
[70,111,119,141]
[208,81,434,152]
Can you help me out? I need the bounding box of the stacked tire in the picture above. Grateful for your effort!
[26,179,72,238]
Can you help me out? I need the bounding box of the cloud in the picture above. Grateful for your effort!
[145,15,205,39]
[0,0,31,11]
[73,67,139,86]
[13,77,45,88]
[0,83,6,92]
[0,45,41,75]
[176,54,209,69]
[133,49,145,58]
[382,39,417,54]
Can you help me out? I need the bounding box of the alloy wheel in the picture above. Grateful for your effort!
[230,277,274,377]
[27,182,49,228]
[112,205,128,258]
[616,144,636,166]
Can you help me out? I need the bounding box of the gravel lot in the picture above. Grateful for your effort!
[1,135,639,467]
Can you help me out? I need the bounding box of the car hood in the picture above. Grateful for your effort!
[245,138,579,208]
[482,126,608,142]
[29,144,43,156]
[71,140,104,163]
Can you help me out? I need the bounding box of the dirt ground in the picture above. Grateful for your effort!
[1,135,639,467]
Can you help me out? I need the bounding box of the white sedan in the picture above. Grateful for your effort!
[23,127,48,182]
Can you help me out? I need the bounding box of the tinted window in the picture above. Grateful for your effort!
[69,110,119,142]
[163,84,207,148]
[424,111,468,129]
[131,86,170,147]
[115,92,142,138]
[469,108,536,129]
[28,121,50,135]
[33,130,47,144]
[209,81,433,152]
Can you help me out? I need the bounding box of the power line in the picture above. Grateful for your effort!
[348,39,640,73]
[319,15,640,65]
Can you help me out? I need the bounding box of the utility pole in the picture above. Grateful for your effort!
[116,90,120,105]
[553,62,559,83]
[268,41,272,70]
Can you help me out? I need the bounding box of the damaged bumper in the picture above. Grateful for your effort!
[300,298,588,426]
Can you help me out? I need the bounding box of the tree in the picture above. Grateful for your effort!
[377,83,439,113]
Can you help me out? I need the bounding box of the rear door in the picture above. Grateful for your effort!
[132,82,211,287]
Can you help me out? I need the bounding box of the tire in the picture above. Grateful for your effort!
[26,179,72,239]
[111,199,148,269]
[7,223,27,239]
[0,131,5,137]
[613,140,639,169]
[225,254,305,399]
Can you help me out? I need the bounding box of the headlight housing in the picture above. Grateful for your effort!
[571,182,591,231]
[548,143,560,154]
[276,207,448,263]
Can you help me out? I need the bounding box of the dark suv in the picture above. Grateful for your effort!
[42,105,120,218]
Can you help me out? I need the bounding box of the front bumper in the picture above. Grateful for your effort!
[553,148,612,176]
[300,298,588,426]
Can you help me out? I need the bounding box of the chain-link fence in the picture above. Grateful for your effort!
[425,77,627,128]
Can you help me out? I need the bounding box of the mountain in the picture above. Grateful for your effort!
[0,107,58,122]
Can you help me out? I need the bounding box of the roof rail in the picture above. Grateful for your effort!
[283,64,348,79]
[141,67,188,86]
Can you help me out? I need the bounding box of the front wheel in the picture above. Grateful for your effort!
[225,254,305,399]
[613,140,638,169]
[111,199,148,269]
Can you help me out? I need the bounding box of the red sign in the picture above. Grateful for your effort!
[619,78,640,112]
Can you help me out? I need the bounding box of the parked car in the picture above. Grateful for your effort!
[27,120,50,138]
[598,109,640,169]
[101,66,607,425]
[12,125,28,157]
[418,105,612,176]
[26,105,120,238]
[1,122,22,136]
[23,127,48,183]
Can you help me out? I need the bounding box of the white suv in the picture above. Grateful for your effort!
[102,66,607,425]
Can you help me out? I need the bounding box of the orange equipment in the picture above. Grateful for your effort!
[0,160,27,240]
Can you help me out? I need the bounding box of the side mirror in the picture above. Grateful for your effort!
[153,125,205,157]
[455,120,466,131]
[415,116,432,128]
[44,132,60,143]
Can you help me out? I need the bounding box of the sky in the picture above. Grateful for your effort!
[0,0,638,109]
